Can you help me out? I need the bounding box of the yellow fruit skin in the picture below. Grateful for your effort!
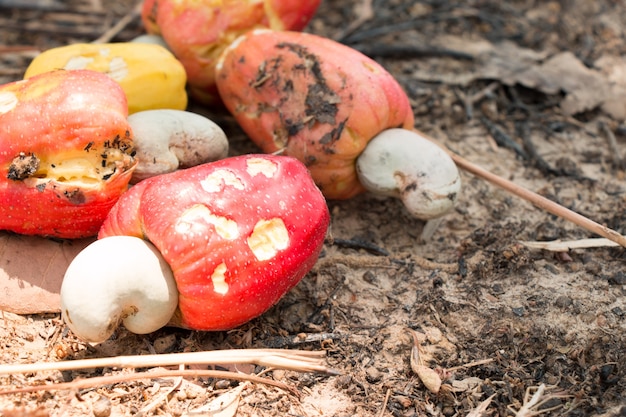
[24,43,188,114]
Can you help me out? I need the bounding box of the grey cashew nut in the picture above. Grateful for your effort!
[128,109,229,183]
[356,129,462,239]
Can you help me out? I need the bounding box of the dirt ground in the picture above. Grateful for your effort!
[0,0,625,416]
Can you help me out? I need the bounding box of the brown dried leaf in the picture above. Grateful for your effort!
[0,232,93,314]
[413,364,442,394]
[415,35,626,119]
[519,51,609,116]
[184,383,247,417]
[408,329,442,394]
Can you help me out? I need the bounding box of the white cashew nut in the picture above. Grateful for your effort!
[356,128,461,239]
[128,109,229,183]
[60,236,178,343]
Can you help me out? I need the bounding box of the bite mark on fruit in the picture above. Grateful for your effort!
[64,56,94,70]
[108,56,129,81]
[176,204,239,240]
[7,133,134,188]
[201,169,244,192]
[246,157,277,178]
[210,262,229,295]
[64,49,129,82]
[247,218,289,261]
[0,91,18,114]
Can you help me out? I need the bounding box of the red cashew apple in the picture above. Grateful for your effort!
[0,69,137,238]
[60,154,330,342]
[216,30,462,239]
[141,0,321,104]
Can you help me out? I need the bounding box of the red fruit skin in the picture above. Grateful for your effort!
[0,70,136,238]
[215,30,415,200]
[264,0,320,31]
[141,0,321,104]
[99,154,330,331]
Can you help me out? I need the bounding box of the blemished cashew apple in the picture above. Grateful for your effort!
[215,29,415,200]
[215,30,461,236]
[0,69,136,238]
[141,0,321,104]
[24,42,188,114]
[90,154,330,334]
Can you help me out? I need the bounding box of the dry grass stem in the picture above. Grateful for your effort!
[447,150,626,248]
[520,238,620,251]
[0,348,335,376]
[466,393,496,417]
[0,368,300,397]
[376,388,392,417]
[446,358,495,372]
[508,384,572,417]
[91,0,142,43]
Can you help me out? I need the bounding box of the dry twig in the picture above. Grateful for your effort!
[377,388,392,417]
[92,0,142,43]
[0,349,336,398]
[0,348,336,376]
[335,0,373,40]
[466,393,496,417]
[1,368,298,397]
[315,252,458,273]
[520,238,620,251]
[508,384,571,417]
[437,136,626,248]
[599,121,625,170]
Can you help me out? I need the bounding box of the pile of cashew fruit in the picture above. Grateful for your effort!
[0,0,461,343]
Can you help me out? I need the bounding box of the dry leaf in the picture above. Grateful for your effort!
[0,232,93,314]
[414,35,626,119]
[520,238,621,251]
[465,394,496,417]
[521,52,609,116]
[594,54,626,119]
[408,329,442,394]
[412,364,442,394]
[184,383,247,417]
[451,377,483,392]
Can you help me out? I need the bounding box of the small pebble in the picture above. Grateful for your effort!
[565,262,582,272]
[584,261,602,275]
[215,379,232,389]
[153,334,177,353]
[442,405,455,416]
[365,367,383,383]
[512,307,525,317]
[363,270,378,284]
[334,374,352,389]
[607,272,626,286]
[491,283,505,295]
[272,369,286,380]
[554,295,572,308]
[92,395,111,417]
